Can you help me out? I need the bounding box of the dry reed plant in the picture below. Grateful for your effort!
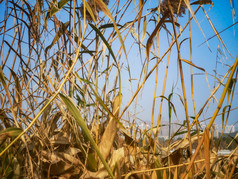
[0,0,237,178]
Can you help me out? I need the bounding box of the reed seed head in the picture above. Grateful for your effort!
[80,0,110,22]
[160,0,188,17]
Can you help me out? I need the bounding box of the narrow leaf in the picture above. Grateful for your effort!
[183,0,211,51]
[141,16,147,42]
[190,0,212,5]
[89,23,117,62]
[45,21,70,54]
[83,1,98,25]
[0,65,7,87]
[204,128,211,179]
[59,94,114,178]
[227,78,236,103]
[145,13,168,74]
[94,0,127,60]
[138,0,143,27]
[99,23,122,29]
[159,95,177,119]
[0,127,23,146]
[45,0,69,22]
[8,68,22,107]
[222,105,231,128]
[181,59,205,72]
[0,127,23,137]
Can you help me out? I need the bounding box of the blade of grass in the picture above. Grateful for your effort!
[83,1,98,25]
[45,0,70,25]
[89,23,122,97]
[59,93,114,178]
[45,21,70,54]
[199,21,238,47]
[75,73,124,129]
[201,6,233,58]
[94,0,127,60]
[145,12,168,75]
[204,128,211,179]
[138,0,143,27]
[183,0,211,51]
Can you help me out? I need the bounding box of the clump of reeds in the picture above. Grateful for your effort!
[0,0,237,178]
[160,0,188,17]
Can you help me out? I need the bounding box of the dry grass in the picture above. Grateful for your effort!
[0,0,237,178]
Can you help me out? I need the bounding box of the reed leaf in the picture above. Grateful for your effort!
[45,0,69,23]
[59,93,114,178]
[94,0,127,60]
[45,21,70,54]
[204,128,211,179]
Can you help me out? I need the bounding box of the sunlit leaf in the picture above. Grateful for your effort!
[0,127,23,137]
[94,0,127,60]
[145,14,168,74]
[89,23,117,62]
[98,93,122,160]
[180,59,205,72]
[204,128,211,178]
[222,105,231,128]
[45,0,69,22]
[0,66,7,87]
[83,1,98,25]
[8,68,22,108]
[190,0,213,5]
[227,78,236,103]
[86,153,98,172]
[141,16,147,42]
[45,21,70,54]
[138,0,143,27]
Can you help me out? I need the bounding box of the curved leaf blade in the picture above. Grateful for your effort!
[45,21,70,54]
[45,0,69,22]
[59,93,114,178]
[94,0,127,59]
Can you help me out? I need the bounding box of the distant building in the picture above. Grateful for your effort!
[134,120,237,140]
[156,120,186,140]
[235,124,238,132]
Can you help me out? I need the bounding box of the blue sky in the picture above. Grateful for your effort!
[117,1,238,126]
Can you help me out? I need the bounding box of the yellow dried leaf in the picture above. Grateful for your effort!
[204,128,211,178]
[151,170,157,179]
